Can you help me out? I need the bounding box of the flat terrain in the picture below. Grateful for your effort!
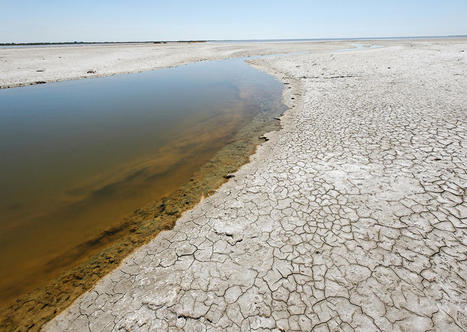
[42,39,467,331]
[0,41,353,89]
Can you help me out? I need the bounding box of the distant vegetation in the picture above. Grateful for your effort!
[0,40,207,46]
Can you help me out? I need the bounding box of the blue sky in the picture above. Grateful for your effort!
[1,0,467,42]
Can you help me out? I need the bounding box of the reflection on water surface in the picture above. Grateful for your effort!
[0,58,284,307]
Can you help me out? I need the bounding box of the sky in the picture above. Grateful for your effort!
[1,0,467,43]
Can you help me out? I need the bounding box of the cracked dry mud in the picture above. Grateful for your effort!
[45,41,467,331]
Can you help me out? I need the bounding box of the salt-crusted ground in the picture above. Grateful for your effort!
[0,41,351,89]
[44,39,467,331]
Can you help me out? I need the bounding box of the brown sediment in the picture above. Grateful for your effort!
[0,96,284,331]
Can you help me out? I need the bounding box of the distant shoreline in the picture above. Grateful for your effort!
[0,40,207,46]
[1,34,466,46]
[212,34,467,43]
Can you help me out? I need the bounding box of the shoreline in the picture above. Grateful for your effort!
[45,38,466,331]
[4,38,465,90]
[1,44,308,329]
[1,38,466,330]
[0,61,286,330]
[0,41,207,46]
[0,41,344,89]
[2,35,464,46]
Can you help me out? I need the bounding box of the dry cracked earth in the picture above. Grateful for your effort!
[45,41,467,331]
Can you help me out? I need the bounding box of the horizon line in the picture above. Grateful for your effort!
[1,34,467,46]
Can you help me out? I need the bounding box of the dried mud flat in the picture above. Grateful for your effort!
[0,38,463,331]
[40,39,467,331]
[1,41,355,331]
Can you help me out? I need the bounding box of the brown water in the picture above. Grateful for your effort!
[0,58,284,308]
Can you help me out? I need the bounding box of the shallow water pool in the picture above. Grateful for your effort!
[0,58,284,306]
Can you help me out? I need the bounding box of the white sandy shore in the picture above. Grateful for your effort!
[0,39,437,89]
[0,41,351,89]
[40,39,467,331]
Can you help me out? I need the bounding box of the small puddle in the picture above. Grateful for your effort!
[0,58,285,313]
